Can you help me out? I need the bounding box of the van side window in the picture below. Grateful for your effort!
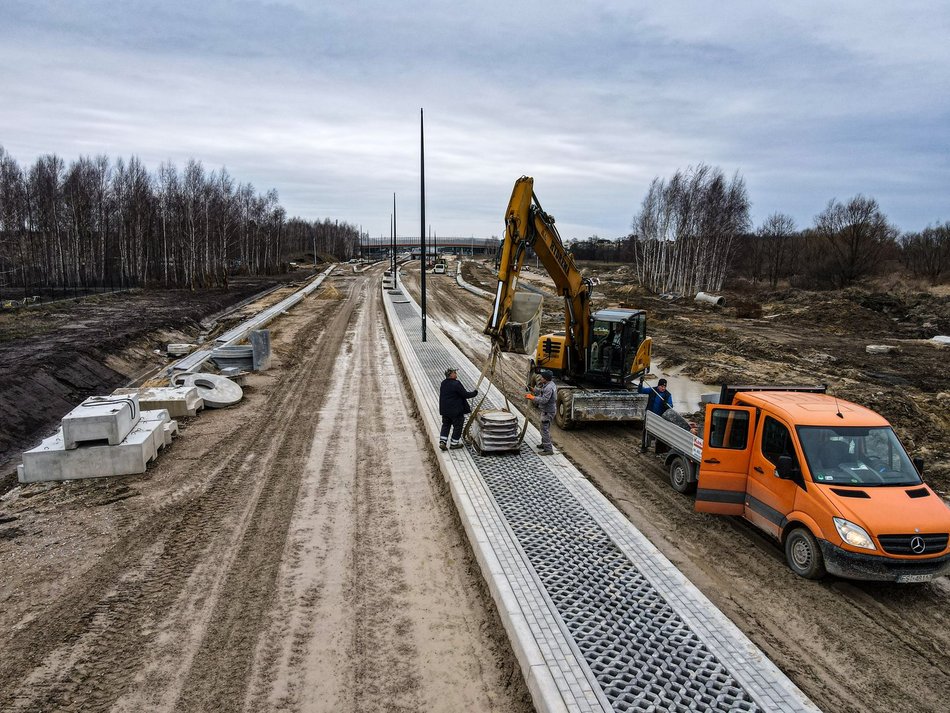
[761,417,798,467]
[708,408,750,449]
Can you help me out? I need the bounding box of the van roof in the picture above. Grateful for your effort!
[733,390,890,427]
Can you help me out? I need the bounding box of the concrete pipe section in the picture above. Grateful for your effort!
[383,280,818,713]
[695,292,726,307]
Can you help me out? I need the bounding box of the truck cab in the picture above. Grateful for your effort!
[695,388,950,582]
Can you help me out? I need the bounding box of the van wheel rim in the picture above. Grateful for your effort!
[672,464,686,487]
[791,539,812,568]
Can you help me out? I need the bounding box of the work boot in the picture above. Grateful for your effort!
[536,444,549,450]
[439,441,448,451]
[539,448,554,456]
[450,441,464,450]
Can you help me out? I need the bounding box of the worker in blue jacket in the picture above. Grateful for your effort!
[439,367,479,450]
[639,377,673,415]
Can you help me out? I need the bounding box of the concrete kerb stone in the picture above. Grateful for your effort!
[382,279,610,713]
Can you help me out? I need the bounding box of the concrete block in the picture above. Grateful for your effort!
[250,329,271,371]
[112,386,204,418]
[62,395,141,449]
[18,409,174,483]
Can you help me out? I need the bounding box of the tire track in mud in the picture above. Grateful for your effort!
[0,281,360,713]
[244,280,425,712]
[243,275,533,713]
[349,289,423,711]
[402,261,950,713]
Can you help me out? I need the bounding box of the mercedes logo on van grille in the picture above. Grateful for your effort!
[910,536,926,554]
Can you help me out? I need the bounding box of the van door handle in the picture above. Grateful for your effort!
[704,458,720,464]
[753,466,764,474]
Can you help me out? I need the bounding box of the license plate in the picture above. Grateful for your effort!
[896,573,933,583]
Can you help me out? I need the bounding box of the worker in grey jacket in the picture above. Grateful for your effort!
[527,369,557,455]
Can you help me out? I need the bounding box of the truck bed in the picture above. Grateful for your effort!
[643,410,704,461]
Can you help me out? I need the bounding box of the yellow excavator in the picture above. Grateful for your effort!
[484,176,653,429]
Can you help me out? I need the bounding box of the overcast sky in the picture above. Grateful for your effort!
[1,1,948,239]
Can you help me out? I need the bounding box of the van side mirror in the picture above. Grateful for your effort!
[913,457,925,475]
[776,455,795,480]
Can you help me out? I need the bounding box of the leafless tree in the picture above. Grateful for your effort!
[0,148,360,293]
[759,213,797,287]
[900,223,950,283]
[633,164,750,295]
[812,196,897,287]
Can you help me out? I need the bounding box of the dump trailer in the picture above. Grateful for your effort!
[644,385,950,582]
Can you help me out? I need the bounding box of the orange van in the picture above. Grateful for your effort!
[648,385,950,582]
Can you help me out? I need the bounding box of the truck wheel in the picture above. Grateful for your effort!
[555,390,577,430]
[668,456,696,494]
[784,527,826,580]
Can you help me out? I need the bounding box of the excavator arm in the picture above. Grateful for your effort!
[485,177,594,359]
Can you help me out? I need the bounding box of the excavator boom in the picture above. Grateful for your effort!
[485,176,592,362]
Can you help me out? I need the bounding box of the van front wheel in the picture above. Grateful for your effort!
[784,528,826,580]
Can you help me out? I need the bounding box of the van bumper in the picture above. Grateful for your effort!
[818,541,950,582]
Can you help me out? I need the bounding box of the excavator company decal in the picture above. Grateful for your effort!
[552,245,571,276]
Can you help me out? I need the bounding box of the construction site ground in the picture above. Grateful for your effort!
[0,260,948,712]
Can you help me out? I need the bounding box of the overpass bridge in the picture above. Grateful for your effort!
[360,236,498,258]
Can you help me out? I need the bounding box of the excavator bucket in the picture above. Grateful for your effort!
[502,292,543,354]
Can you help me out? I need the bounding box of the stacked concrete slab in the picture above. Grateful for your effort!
[17,396,178,484]
[112,386,204,418]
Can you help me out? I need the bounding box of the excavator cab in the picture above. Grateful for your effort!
[586,309,651,385]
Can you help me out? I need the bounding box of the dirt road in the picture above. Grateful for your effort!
[400,260,950,713]
[0,268,532,713]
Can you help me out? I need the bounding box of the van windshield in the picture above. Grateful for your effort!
[797,426,922,487]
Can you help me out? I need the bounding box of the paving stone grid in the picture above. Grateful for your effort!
[391,298,763,713]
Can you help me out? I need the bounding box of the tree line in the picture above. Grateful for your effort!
[567,163,948,292]
[0,146,361,293]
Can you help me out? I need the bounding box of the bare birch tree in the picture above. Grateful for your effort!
[633,164,750,295]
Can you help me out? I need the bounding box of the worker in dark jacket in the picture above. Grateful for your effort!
[439,367,479,450]
[639,377,673,415]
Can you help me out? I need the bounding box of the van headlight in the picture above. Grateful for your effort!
[833,517,876,551]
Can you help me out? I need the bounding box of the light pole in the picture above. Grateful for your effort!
[420,108,427,342]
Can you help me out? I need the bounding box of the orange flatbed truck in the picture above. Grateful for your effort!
[643,385,950,582]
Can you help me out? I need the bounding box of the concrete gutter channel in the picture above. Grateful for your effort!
[382,279,820,713]
[170,265,335,373]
